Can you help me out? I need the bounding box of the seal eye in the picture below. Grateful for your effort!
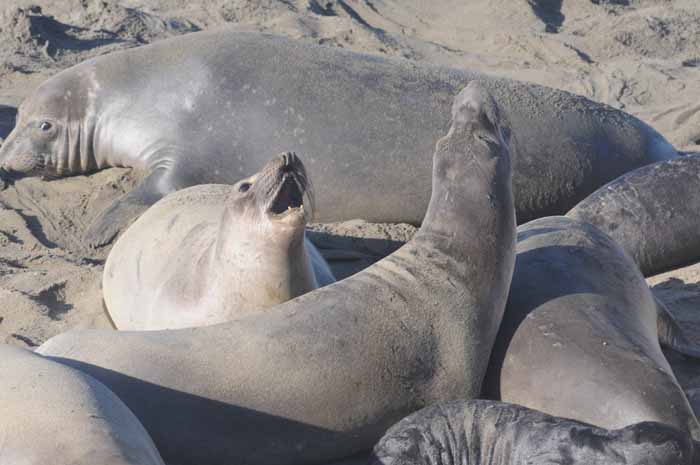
[238,182,251,193]
[39,121,53,132]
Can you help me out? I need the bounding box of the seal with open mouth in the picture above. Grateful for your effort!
[103,151,334,330]
[38,82,516,465]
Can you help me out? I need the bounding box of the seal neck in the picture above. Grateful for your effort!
[51,115,98,177]
[418,156,515,265]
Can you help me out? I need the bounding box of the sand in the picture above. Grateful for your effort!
[0,0,699,400]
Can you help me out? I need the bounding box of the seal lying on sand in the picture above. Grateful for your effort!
[568,153,700,277]
[38,83,516,465]
[0,344,165,465]
[371,400,697,465]
[0,30,675,247]
[104,151,334,330]
[485,217,700,441]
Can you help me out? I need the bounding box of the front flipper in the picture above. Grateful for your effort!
[84,169,172,248]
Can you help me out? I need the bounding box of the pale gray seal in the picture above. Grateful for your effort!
[38,82,516,465]
[371,400,697,465]
[484,216,700,441]
[103,151,334,330]
[0,29,675,247]
[0,344,165,465]
[567,153,700,277]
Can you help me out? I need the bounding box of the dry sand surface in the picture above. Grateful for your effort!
[0,0,699,402]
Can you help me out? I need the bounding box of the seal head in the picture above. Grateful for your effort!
[0,71,95,187]
[102,151,327,330]
[229,151,313,237]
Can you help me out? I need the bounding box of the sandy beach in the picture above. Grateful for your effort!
[1,0,699,410]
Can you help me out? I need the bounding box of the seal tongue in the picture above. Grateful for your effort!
[270,176,304,215]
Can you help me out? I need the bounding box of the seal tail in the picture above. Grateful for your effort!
[656,297,700,359]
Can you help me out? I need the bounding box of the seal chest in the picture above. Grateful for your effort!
[103,151,334,330]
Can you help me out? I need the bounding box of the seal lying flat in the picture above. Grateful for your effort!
[371,400,697,465]
[38,82,516,465]
[104,151,333,330]
[0,344,165,465]
[568,153,700,277]
[0,30,675,247]
[484,217,700,441]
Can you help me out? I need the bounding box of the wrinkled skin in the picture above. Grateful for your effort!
[371,400,696,465]
[104,152,335,330]
[568,153,700,277]
[38,82,516,465]
[0,30,676,247]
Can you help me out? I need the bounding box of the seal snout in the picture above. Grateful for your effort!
[260,152,313,219]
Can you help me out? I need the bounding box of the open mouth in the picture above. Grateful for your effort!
[269,174,305,217]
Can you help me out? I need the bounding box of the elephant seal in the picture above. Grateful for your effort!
[103,151,334,330]
[0,344,165,465]
[568,153,700,277]
[0,29,675,247]
[484,216,700,441]
[371,400,697,465]
[38,83,516,465]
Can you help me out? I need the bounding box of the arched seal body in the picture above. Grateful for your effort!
[484,217,700,441]
[0,344,165,465]
[0,30,675,246]
[104,152,334,330]
[568,153,700,277]
[38,83,516,465]
[371,400,697,465]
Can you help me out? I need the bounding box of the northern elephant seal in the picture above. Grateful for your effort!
[568,153,700,277]
[38,82,516,465]
[484,217,700,440]
[104,151,334,330]
[0,29,675,247]
[0,344,165,465]
[371,400,697,465]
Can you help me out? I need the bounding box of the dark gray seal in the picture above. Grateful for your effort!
[567,153,700,277]
[484,216,700,442]
[371,400,697,465]
[38,82,517,465]
[0,29,675,246]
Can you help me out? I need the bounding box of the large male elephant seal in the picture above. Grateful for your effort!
[0,29,675,246]
[38,83,516,465]
[484,217,700,441]
[0,344,165,465]
[104,151,334,330]
[568,153,700,277]
[371,400,697,465]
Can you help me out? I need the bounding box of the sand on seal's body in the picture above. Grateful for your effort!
[103,152,334,330]
[39,82,516,465]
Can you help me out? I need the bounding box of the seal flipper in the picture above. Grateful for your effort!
[656,296,700,359]
[84,169,171,248]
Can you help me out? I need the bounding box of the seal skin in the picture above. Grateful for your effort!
[567,153,700,278]
[370,400,696,465]
[103,151,334,330]
[37,82,516,465]
[484,217,700,442]
[0,344,165,465]
[0,30,675,246]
